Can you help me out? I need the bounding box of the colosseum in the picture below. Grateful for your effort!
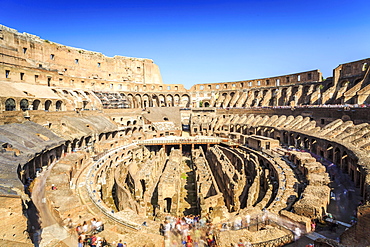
[0,24,369,247]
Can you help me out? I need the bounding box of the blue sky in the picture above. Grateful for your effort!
[2,0,370,89]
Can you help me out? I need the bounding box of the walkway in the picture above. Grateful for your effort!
[30,161,77,246]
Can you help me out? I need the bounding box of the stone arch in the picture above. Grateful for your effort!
[342,151,348,174]
[310,139,317,153]
[152,94,159,107]
[32,99,41,110]
[242,126,248,135]
[327,144,334,162]
[174,94,180,106]
[56,100,63,111]
[158,94,166,107]
[300,86,311,105]
[98,133,105,142]
[181,94,190,107]
[220,93,228,107]
[125,128,132,136]
[71,139,79,152]
[126,94,135,108]
[228,92,235,107]
[295,135,302,148]
[5,98,16,111]
[278,88,288,106]
[236,124,241,133]
[45,100,52,111]
[135,94,142,108]
[283,131,289,144]
[112,131,118,139]
[20,99,29,111]
[334,147,341,166]
[77,137,84,148]
[85,136,92,146]
[303,137,309,149]
[261,89,269,106]
[142,94,150,108]
[289,133,295,146]
[64,141,71,153]
[340,80,350,88]
[251,91,259,107]
[166,94,174,107]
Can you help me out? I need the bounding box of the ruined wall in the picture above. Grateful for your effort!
[0,195,31,244]
[0,24,162,86]
[341,205,370,246]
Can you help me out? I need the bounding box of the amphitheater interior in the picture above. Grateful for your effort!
[1,24,370,247]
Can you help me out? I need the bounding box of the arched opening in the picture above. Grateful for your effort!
[56,100,63,111]
[295,135,302,148]
[342,151,348,174]
[283,132,289,145]
[310,139,317,153]
[140,179,146,199]
[303,137,309,149]
[334,147,341,166]
[166,95,174,107]
[181,94,190,107]
[32,100,41,110]
[20,99,29,111]
[164,198,172,213]
[289,133,295,147]
[45,100,52,111]
[327,144,334,162]
[5,98,16,111]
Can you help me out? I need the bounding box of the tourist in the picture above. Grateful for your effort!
[95,219,104,232]
[294,227,301,241]
[89,235,97,247]
[237,239,245,247]
[65,214,73,229]
[96,237,102,247]
[78,236,83,247]
[76,224,82,235]
[159,223,165,236]
[311,220,316,231]
[82,221,89,233]
[117,240,124,247]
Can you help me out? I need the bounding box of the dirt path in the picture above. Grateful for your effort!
[31,162,77,246]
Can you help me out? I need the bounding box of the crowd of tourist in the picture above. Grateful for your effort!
[161,214,217,247]
[73,218,110,247]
